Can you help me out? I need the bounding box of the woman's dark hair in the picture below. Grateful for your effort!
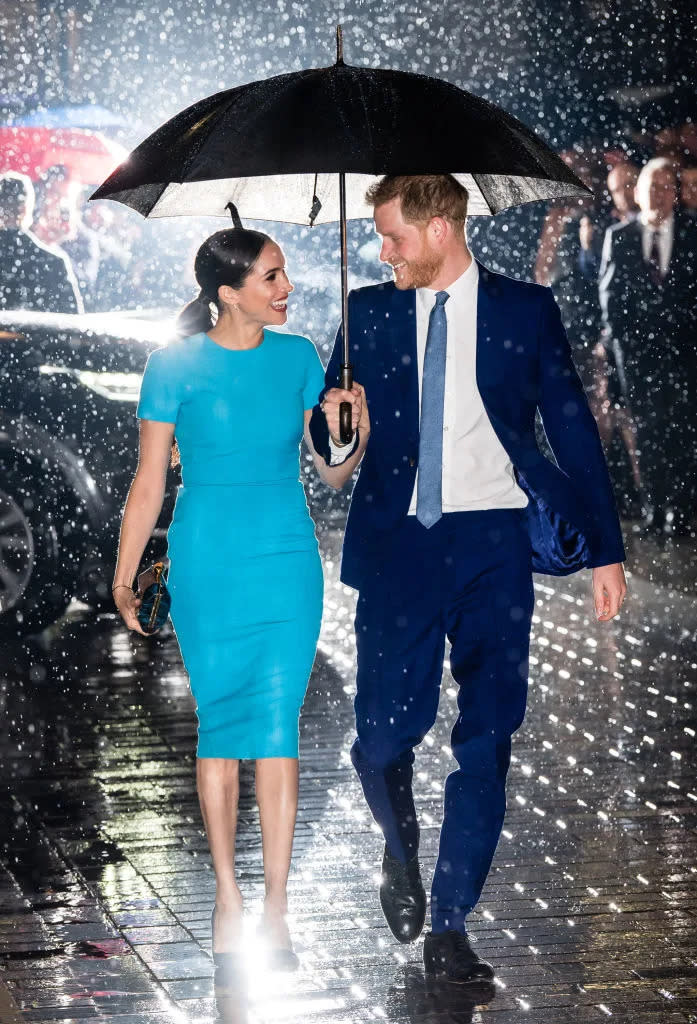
[176,227,271,336]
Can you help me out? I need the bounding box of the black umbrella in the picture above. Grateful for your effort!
[92,28,591,441]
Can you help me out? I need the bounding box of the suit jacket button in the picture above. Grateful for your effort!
[408,457,416,468]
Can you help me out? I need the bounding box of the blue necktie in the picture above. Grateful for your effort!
[416,290,449,528]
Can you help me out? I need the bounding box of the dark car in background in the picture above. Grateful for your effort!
[0,309,177,635]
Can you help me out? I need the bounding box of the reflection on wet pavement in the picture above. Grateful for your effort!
[1,525,696,1022]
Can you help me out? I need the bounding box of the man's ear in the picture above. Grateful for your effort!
[430,216,449,244]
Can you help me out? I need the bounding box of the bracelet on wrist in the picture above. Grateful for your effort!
[112,584,133,592]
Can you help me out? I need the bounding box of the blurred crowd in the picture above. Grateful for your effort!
[533,120,697,538]
[0,166,176,315]
[0,118,695,539]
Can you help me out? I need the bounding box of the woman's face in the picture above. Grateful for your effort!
[228,241,294,327]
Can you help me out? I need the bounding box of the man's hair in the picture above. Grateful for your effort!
[637,156,678,187]
[0,171,33,204]
[607,162,638,182]
[0,171,34,223]
[365,174,468,228]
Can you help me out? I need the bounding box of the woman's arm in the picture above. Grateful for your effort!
[303,383,370,491]
[112,419,175,634]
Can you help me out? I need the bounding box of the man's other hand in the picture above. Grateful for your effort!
[592,563,627,621]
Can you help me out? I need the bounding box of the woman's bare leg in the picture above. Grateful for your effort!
[255,757,299,948]
[197,757,244,953]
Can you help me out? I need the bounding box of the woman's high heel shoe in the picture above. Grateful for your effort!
[212,907,245,985]
[268,946,299,972]
[258,914,300,972]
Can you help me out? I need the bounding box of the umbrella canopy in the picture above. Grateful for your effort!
[91,61,590,222]
[0,126,128,186]
[91,33,592,442]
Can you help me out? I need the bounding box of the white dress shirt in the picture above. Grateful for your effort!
[408,260,527,513]
[640,213,674,276]
[330,260,528,514]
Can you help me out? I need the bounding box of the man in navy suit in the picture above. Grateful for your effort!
[310,175,626,984]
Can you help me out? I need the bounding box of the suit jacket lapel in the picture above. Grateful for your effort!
[667,215,692,288]
[475,261,533,456]
[386,285,419,445]
[475,261,501,407]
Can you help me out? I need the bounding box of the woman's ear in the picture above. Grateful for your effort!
[218,284,239,309]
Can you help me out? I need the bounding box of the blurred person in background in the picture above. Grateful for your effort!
[0,171,83,313]
[576,162,639,280]
[607,162,640,224]
[577,159,642,508]
[653,126,683,165]
[677,121,697,163]
[680,166,697,217]
[599,157,697,536]
[35,167,101,309]
[60,186,103,309]
[81,199,134,309]
[33,164,74,247]
[534,152,643,515]
[534,152,603,400]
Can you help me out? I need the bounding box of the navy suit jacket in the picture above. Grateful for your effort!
[310,263,626,591]
[599,214,697,397]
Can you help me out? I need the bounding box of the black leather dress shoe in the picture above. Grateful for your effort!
[379,845,426,943]
[423,930,495,984]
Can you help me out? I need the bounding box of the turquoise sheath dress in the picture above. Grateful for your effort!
[137,329,325,759]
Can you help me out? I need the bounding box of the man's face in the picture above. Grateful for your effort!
[607,165,638,217]
[374,198,443,289]
[635,166,677,221]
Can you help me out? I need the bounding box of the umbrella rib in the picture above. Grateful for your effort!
[176,99,243,185]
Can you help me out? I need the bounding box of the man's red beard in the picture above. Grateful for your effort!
[391,249,444,290]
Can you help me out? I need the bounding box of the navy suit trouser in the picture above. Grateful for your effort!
[350,508,534,934]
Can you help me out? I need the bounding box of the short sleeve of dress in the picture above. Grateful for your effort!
[302,339,326,410]
[137,348,180,423]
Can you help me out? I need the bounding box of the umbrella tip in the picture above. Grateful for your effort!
[225,201,243,229]
[335,24,344,65]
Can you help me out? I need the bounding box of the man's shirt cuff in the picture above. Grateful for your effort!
[328,430,359,465]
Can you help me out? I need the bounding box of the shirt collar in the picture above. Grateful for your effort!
[417,257,479,307]
[639,212,674,234]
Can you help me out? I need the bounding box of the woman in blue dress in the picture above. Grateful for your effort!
[112,228,369,972]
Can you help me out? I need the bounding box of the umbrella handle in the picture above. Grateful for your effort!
[339,362,353,444]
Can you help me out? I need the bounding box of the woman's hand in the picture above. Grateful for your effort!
[113,587,148,636]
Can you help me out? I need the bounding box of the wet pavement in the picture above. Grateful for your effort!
[1,521,697,1024]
